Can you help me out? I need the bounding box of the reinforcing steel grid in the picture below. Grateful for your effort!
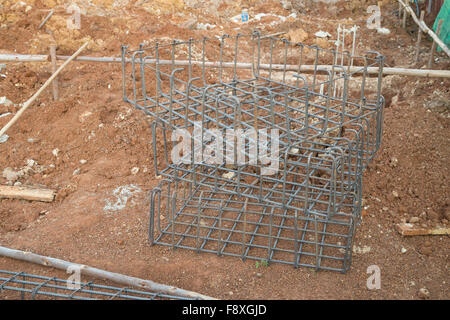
[0,270,195,300]
[122,32,385,273]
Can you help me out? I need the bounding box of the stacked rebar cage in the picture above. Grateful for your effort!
[122,32,385,273]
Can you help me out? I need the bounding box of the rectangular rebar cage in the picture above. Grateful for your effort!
[122,32,385,273]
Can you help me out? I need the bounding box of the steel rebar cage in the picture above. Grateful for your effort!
[121,32,384,273]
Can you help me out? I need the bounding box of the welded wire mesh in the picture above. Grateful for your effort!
[0,270,195,300]
[149,177,358,272]
[121,32,385,273]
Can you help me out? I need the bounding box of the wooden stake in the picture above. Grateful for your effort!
[0,42,88,138]
[396,223,450,236]
[0,246,216,300]
[428,19,443,68]
[49,45,58,101]
[426,0,432,14]
[415,11,425,64]
[260,31,286,39]
[402,6,407,28]
[0,185,55,202]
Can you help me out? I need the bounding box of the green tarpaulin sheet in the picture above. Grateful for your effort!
[434,0,450,51]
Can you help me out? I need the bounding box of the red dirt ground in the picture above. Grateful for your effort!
[0,0,448,299]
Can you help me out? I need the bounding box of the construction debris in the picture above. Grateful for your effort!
[377,27,391,35]
[2,167,23,182]
[0,97,14,107]
[0,64,5,78]
[0,134,8,143]
[314,30,331,38]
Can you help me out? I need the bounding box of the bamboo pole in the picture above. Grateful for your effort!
[1,53,450,78]
[56,55,122,63]
[428,19,443,68]
[0,42,88,138]
[55,55,450,77]
[38,9,54,30]
[0,54,48,62]
[402,5,407,28]
[49,45,59,101]
[398,0,450,57]
[415,11,425,63]
[0,246,216,300]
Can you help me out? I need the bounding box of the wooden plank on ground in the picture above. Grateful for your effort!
[396,223,450,236]
[0,185,55,202]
